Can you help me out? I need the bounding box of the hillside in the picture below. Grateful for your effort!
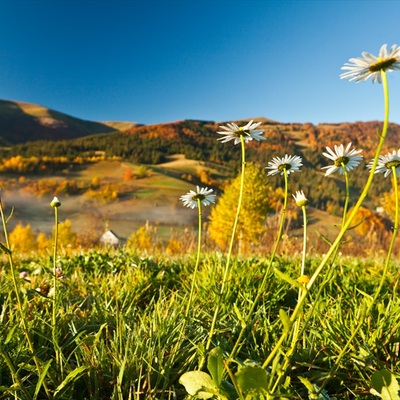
[0,99,134,145]
[1,100,400,253]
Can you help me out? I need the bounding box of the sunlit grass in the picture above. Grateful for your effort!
[1,249,398,399]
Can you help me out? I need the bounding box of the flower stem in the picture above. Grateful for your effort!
[206,135,246,354]
[270,204,308,392]
[262,70,391,370]
[300,205,307,277]
[228,169,289,360]
[185,199,202,319]
[169,200,203,375]
[52,203,62,376]
[271,170,289,256]
[0,196,50,397]
[341,166,350,226]
[320,165,399,390]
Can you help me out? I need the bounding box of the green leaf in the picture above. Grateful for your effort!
[207,347,224,387]
[314,230,332,246]
[34,359,52,400]
[0,242,11,255]
[234,365,269,395]
[274,268,302,289]
[370,370,400,399]
[5,325,18,345]
[179,371,218,399]
[233,303,246,329]
[53,366,88,398]
[279,309,292,333]
[298,376,336,399]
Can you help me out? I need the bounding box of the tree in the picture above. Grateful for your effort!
[208,163,274,252]
[54,219,78,249]
[127,225,152,251]
[9,223,37,253]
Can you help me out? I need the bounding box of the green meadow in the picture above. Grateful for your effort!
[0,248,399,399]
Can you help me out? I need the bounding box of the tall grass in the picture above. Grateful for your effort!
[1,249,399,398]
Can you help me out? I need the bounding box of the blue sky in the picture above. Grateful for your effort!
[1,0,400,125]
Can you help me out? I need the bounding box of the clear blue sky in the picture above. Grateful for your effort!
[1,0,400,125]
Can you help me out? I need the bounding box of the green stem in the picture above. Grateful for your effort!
[300,205,307,277]
[228,169,289,360]
[320,165,399,390]
[0,196,50,398]
[262,69,390,370]
[270,204,308,392]
[206,135,246,353]
[185,199,202,319]
[342,166,350,226]
[271,170,289,257]
[52,204,61,376]
[168,200,203,377]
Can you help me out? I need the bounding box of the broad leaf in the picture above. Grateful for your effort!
[370,370,400,399]
[207,347,224,387]
[234,365,269,395]
[179,371,218,399]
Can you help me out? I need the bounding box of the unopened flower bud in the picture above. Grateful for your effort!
[50,196,61,208]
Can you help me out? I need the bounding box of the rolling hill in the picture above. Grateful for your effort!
[0,99,141,145]
[1,99,400,254]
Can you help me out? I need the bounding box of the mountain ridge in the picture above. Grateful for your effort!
[0,99,140,145]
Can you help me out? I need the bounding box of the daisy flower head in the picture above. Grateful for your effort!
[217,120,265,145]
[180,186,216,209]
[340,44,400,83]
[266,154,303,176]
[321,143,363,176]
[367,149,400,178]
[292,190,308,207]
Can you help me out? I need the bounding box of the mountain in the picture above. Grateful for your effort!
[0,99,141,145]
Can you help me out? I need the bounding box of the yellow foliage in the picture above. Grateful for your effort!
[9,223,37,253]
[127,226,152,251]
[347,206,386,236]
[54,219,78,249]
[380,190,399,221]
[166,239,183,255]
[209,163,274,251]
[91,176,100,189]
[36,232,49,253]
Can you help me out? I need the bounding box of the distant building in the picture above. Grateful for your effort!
[100,230,120,246]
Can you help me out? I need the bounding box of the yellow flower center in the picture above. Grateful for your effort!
[385,159,400,169]
[334,156,350,167]
[369,57,397,72]
[278,163,292,172]
[193,194,205,201]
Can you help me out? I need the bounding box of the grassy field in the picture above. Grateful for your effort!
[0,155,346,252]
[0,247,399,399]
[0,156,212,240]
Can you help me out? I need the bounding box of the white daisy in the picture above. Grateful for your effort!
[266,154,303,176]
[367,149,400,178]
[180,186,216,209]
[292,190,308,207]
[217,120,265,145]
[340,44,400,83]
[321,143,363,176]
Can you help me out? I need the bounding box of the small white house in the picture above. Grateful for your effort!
[100,230,120,246]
